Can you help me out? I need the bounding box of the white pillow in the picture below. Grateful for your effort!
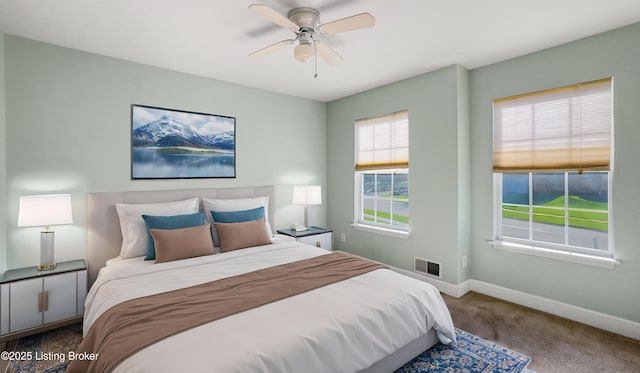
[202,196,273,246]
[115,198,199,258]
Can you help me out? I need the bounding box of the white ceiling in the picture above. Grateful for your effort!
[1,0,640,102]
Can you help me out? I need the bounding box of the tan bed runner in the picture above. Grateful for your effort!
[67,251,387,373]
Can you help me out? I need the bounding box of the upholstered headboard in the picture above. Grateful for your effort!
[87,186,275,286]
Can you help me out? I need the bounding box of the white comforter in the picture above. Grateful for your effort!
[85,241,456,373]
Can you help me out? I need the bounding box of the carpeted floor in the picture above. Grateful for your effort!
[445,292,640,373]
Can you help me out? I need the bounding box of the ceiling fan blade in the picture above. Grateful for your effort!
[248,4,299,32]
[249,39,295,58]
[315,41,343,65]
[318,13,375,35]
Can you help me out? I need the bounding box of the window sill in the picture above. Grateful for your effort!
[491,240,620,269]
[351,223,410,239]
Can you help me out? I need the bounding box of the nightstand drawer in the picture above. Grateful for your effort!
[0,260,86,342]
[8,277,43,332]
[297,232,332,250]
[277,227,333,251]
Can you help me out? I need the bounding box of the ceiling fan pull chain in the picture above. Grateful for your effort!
[313,37,318,78]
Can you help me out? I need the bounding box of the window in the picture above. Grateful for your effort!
[499,171,610,254]
[493,79,613,258]
[354,111,409,234]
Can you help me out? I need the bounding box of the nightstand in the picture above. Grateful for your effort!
[277,226,333,251]
[0,259,87,342]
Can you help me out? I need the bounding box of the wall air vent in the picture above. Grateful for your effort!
[414,257,441,278]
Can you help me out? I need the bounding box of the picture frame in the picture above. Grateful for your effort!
[131,104,236,179]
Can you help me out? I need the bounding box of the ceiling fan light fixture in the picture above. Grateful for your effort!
[249,4,375,67]
[294,42,315,63]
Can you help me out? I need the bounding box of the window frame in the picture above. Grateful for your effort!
[354,168,410,234]
[491,78,617,267]
[493,171,614,259]
[353,111,410,237]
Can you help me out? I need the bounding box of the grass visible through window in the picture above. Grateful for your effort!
[363,208,409,224]
[502,195,608,231]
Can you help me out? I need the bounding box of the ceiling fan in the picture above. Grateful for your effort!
[248,4,375,67]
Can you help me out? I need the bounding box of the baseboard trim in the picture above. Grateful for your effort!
[390,267,463,297]
[463,279,640,341]
[390,267,640,341]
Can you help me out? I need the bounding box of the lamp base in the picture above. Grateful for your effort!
[39,231,56,271]
[304,205,310,229]
[37,263,57,271]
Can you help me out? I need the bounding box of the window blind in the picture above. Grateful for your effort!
[493,78,612,173]
[355,111,409,171]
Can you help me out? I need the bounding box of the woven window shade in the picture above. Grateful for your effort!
[355,111,409,171]
[493,78,612,173]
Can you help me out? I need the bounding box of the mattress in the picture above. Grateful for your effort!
[84,241,456,372]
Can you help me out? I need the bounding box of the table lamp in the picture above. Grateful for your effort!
[292,186,321,230]
[18,194,73,271]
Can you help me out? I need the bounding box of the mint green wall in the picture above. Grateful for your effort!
[327,23,640,323]
[3,35,327,269]
[0,33,6,273]
[3,22,639,325]
[327,65,471,284]
[469,23,640,322]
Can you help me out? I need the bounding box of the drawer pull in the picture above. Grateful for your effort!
[43,291,49,312]
[37,291,49,312]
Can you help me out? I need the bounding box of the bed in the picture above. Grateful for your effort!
[77,186,456,373]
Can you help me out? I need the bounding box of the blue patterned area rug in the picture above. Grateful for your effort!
[397,328,534,373]
[4,324,81,373]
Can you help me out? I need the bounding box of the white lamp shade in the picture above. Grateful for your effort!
[18,194,73,227]
[292,186,322,206]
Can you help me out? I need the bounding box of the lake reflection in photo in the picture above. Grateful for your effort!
[132,148,235,178]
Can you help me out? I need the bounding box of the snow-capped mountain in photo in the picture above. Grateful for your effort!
[132,114,234,151]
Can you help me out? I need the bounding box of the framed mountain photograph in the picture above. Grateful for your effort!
[131,104,236,179]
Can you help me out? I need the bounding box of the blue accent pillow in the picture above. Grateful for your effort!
[211,206,265,223]
[142,212,206,260]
